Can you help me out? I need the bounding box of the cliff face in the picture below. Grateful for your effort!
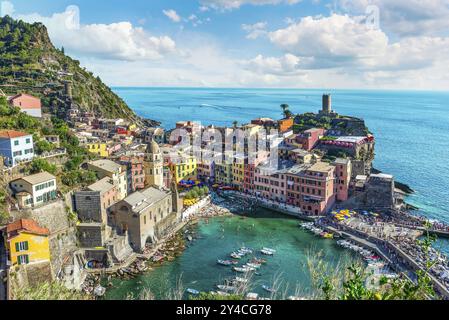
[0,16,142,121]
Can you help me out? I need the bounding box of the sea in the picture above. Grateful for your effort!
[104,88,449,298]
[114,87,449,225]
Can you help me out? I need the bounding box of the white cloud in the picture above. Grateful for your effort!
[269,14,389,68]
[242,21,268,39]
[243,53,307,75]
[1,1,15,16]
[163,9,181,23]
[338,0,449,37]
[200,0,302,10]
[12,5,176,61]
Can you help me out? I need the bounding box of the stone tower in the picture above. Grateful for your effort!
[322,94,332,114]
[64,81,73,99]
[144,139,164,188]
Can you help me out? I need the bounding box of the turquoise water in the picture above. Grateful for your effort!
[114,88,449,226]
[104,209,358,300]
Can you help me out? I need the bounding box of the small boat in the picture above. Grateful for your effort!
[217,285,237,292]
[251,258,267,264]
[261,249,274,256]
[233,267,252,273]
[262,248,276,253]
[239,247,253,254]
[262,285,276,293]
[230,253,243,259]
[246,263,261,269]
[234,277,248,284]
[186,288,200,295]
[217,259,235,266]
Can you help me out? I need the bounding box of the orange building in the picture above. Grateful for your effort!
[278,118,294,133]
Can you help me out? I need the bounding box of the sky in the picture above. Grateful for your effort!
[1,0,449,90]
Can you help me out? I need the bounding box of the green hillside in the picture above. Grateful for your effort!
[0,15,141,121]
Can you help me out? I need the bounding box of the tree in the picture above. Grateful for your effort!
[232,120,239,128]
[35,140,55,154]
[29,158,57,175]
[281,104,292,119]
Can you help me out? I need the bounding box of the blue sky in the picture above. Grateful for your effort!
[2,0,449,90]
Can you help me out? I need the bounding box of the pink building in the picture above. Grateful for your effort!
[8,93,42,118]
[120,155,145,192]
[286,162,336,215]
[254,162,289,203]
[296,128,326,151]
[333,158,352,202]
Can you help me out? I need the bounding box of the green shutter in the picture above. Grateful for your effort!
[15,242,19,251]
[24,241,29,251]
[25,255,29,264]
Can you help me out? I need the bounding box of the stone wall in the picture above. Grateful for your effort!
[77,223,105,248]
[74,191,103,223]
[10,200,79,277]
[9,261,53,297]
[11,200,71,233]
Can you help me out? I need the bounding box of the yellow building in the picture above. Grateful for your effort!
[215,162,233,185]
[6,219,50,266]
[170,154,197,183]
[232,158,245,190]
[87,142,108,157]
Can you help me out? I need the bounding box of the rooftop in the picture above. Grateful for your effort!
[123,187,170,214]
[87,177,115,193]
[89,159,122,173]
[7,219,50,238]
[0,130,30,139]
[15,171,56,185]
[307,161,335,173]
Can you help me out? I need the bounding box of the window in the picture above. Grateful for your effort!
[26,138,31,144]
[15,241,29,252]
[14,140,19,146]
[13,151,22,157]
[17,254,29,265]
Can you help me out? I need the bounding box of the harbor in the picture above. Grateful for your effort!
[102,207,361,300]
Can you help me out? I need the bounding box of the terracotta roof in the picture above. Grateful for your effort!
[6,219,50,238]
[0,130,30,139]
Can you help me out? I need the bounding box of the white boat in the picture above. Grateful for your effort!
[262,247,276,253]
[246,263,261,269]
[186,288,200,295]
[233,267,250,273]
[230,253,243,259]
[234,277,249,284]
[217,285,237,292]
[262,285,276,293]
[261,249,274,256]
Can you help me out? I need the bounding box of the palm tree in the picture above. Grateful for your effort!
[232,120,239,128]
[280,104,292,119]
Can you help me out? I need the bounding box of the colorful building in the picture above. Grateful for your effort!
[10,172,57,209]
[6,219,50,266]
[333,158,352,202]
[120,155,145,191]
[0,130,34,167]
[88,159,128,200]
[286,162,336,215]
[296,128,326,151]
[86,142,109,157]
[8,93,42,118]
[277,118,294,133]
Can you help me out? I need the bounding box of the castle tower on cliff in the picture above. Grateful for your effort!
[319,94,337,116]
